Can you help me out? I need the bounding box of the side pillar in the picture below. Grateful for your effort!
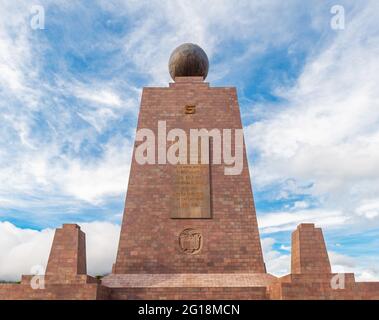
[269,223,360,299]
[45,224,87,280]
[4,224,111,299]
[291,223,331,274]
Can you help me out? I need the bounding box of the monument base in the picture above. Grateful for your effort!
[269,273,379,300]
[101,273,276,299]
[0,275,109,300]
[2,223,379,300]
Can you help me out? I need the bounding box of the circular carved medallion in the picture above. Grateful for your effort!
[179,228,202,254]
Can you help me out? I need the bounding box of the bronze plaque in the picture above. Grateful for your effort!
[172,164,211,218]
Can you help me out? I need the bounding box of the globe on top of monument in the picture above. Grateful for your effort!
[168,43,209,80]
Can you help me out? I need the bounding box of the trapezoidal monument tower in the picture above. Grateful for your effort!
[102,43,274,299]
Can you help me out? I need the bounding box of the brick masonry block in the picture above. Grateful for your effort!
[113,76,266,274]
[2,74,379,300]
[291,223,331,274]
[46,224,87,279]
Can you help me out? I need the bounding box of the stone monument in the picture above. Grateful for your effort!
[111,42,266,276]
[1,43,379,300]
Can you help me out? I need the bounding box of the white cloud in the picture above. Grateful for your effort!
[0,136,133,207]
[57,137,133,203]
[280,244,291,251]
[0,0,378,284]
[74,87,122,107]
[79,221,120,276]
[0,221,53,282]
[356,200,379,219]
[247,1,379,231]
[99,0,309,84]
[261,237,290,276]
[293,201,309,210]
[0,221,120,281]
[329,251,379,281]
[0,2,29,94]
[258,209,348,234]
[1,221,378,282]
[0,1,139,210]
[261,237,379,281]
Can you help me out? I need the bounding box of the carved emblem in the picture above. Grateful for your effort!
[179,228,202,254]
[184,105,196,114]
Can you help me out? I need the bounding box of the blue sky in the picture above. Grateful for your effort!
[1,0,379,280]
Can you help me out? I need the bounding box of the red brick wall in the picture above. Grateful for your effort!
[268,274,379,300]
[46,224,87,279]
[2,278,378,300]
[291,223,331,274]
[113,77,265,274]
[0,283,104,300]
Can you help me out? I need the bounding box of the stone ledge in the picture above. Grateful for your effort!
[20,274,99,285]
[0,283,108,300]
[101,273,277,288]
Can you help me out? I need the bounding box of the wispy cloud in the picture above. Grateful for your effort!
[262,236,379,281]
[0,0,378,280]
[0,221,119,281]
[258,209,349,234]
[248,0,379,234]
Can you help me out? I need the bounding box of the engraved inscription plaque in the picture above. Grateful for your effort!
[172,164,211,218]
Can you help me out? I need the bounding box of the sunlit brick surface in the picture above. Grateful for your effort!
[2,77,379,300]
[113,77,266,274]
[291,223,332,274]
[45,224,87,279]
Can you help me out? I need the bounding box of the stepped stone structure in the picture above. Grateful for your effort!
[1,43,378,300]
[46,224,87,278]
[291,223,332,275]
[269,224,379,299]
[0,224,109,299]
